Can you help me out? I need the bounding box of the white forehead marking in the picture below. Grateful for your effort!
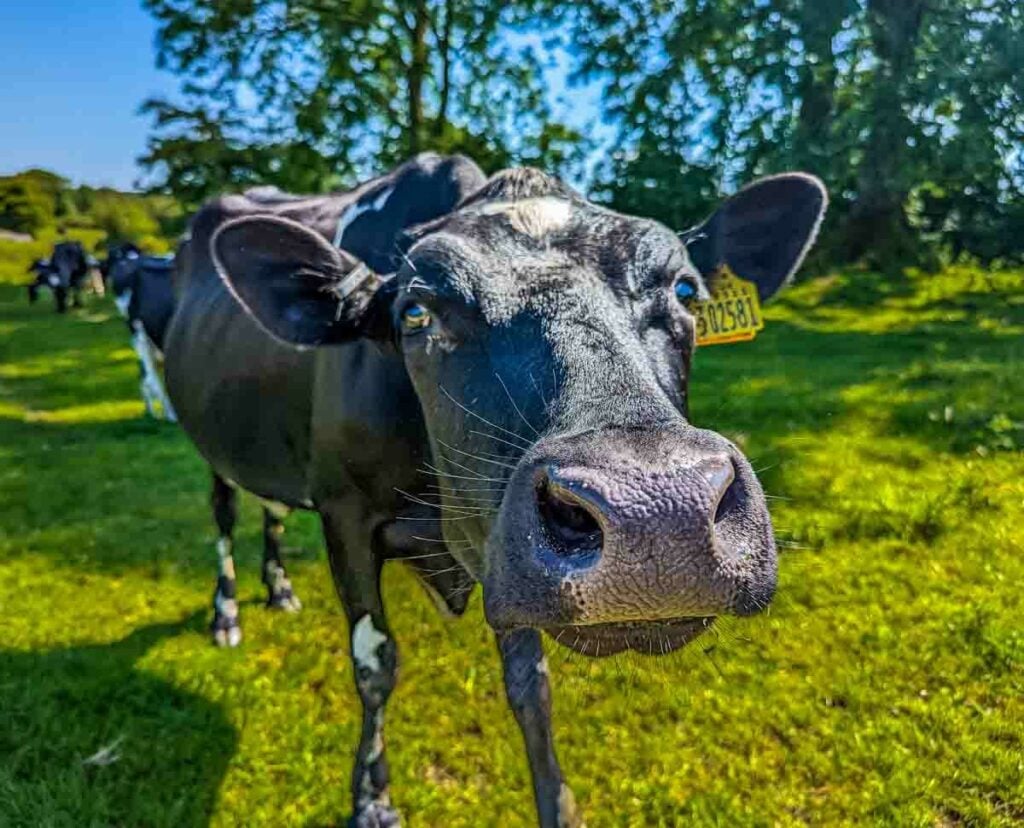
[473,197,571,239]
[333,185,394,247]
[352,614,388,673]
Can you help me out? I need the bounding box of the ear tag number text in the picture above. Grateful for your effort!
[693,266,765,346]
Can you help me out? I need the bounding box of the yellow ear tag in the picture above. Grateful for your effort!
[693,265,765,346]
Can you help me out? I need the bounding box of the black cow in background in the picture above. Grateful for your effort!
[99,241,141,289]
[25,241,92,312]
[50,241,90,311]
[103,244,178,421]
[26,258,57,306]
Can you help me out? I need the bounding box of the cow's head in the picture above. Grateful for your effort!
[104,245,143,317]
[215,168,826,655]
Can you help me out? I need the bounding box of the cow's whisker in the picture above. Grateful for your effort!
[439,385,532,447]
[397,551,461,561]
[420,464,507,484]
[468,430,532,453]
[409,535,473,545]
[436,439,517,469]
[495,371,540,437]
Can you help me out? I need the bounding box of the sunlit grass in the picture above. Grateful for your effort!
[0,267,1021,827]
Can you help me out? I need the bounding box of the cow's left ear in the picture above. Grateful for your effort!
[684,173,827,302]
[212,215,393,347]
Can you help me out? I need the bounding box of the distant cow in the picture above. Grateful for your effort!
[104,244,177,421]
[26,241,90,312]
[26,258,58,306]
[47,241,91,312]
[165,152,826,827]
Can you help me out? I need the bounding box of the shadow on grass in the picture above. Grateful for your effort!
[693,310,1023,462]
[0,611,236,828]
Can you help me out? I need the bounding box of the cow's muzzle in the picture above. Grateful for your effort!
[482,425,777,654]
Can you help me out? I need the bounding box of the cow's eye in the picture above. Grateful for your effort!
[401,303,432,332]
[674,279,698,304]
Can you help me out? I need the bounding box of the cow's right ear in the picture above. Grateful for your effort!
[212,215,392,347]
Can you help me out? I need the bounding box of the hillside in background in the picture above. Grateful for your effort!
[0,168,184,285]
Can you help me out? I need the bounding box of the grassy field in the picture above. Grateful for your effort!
[0,265,1021,827]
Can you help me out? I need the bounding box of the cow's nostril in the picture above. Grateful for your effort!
[536,477,603,556]
[701,458,738,525]
[714,478,741,524]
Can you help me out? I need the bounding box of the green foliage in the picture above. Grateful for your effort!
[551,0,1024,266]
[140,0,587,206]
[0,265,1021,825]
[0,170,183,285]
[0,171,62,235]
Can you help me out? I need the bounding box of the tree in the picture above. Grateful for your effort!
[0,172,63,236]
[140,0,584,205]
[552,0,1024,266]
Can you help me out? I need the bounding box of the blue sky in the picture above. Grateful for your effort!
[0,3,608,191]
[0,1,177,189]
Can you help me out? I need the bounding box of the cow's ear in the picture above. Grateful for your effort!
[212,215,392,347]
[684,173,827,302]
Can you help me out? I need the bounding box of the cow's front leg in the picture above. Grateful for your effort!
[261,507,301,611]
[322,508,400,828]
[498,629,584,828]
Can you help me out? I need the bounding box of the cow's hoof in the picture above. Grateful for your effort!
[212,617,242,648]
[350,803,401,828]
[267,590,302,612]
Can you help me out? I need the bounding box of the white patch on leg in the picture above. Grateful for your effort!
[214,590,239,620]
[114,288,132,318]
[366,709,385,763]
[130,321,176,421]
[332,186,394,247]
[558,783,583,828]
[216,537,235,579]
[352,614,388,673]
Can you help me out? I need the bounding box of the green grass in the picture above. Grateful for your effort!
[0,265,1022,827]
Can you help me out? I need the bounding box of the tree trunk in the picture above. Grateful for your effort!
[793,2,852,175]
[845,0,926,265]
[406,0,430,155]
[434,0,454,137]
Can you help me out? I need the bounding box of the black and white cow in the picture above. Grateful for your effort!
[26,258,57,305]
[26,241,91,312]
[105,246,178,421]
[165,153,827,826]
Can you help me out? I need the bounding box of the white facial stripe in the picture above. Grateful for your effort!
[48,274,60,287]
[473,197,571,239]
[332,186,394,248]
[352,614,388,673]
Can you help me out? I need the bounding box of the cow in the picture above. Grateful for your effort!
[165,152,827,827]
[104,244,178,421]
[26,258,58,306]
[44,241,91,312]
[99,241,141,288]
